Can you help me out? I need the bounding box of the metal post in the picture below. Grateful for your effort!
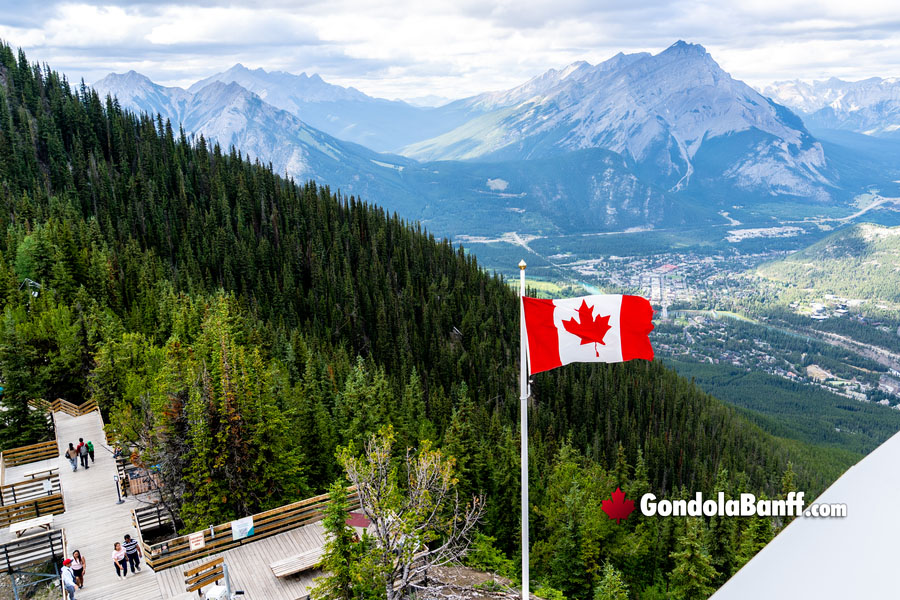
[223,562,233,599]
[518,259,529,600]
[114,475,125,504]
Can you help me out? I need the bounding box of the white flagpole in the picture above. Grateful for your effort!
[518,259,529,600]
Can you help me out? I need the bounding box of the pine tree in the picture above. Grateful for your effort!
[312,482,356,600]
[669,518,718,600]
[594,562,629,600]
[706,468,737,582]
[735,498,773,571]
[780,461,799,528]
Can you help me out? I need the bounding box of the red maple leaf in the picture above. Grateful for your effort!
[601,487,635,524]
[563,300,612,356]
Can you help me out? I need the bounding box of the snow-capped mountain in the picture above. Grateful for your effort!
[763,78,900,137]
[92,72,412,196]
[189,63,371,103]
[454,52,646,113]
[404,42,832,199]
[186,64,472,151]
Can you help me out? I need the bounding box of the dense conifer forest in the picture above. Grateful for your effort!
[0,41,857,597]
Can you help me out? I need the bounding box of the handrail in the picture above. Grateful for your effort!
[0,528,66,571]
[143,486,359,571]
[0,440,59,468]
[50,398,98,417]
[0,493,65,527]
[28,398,99,418]
[1,473,62,505]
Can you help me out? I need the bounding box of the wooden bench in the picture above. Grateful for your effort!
[269,546,325,578]
[9,514,54,538]
[21,466,58,480]
[184,557,225,594]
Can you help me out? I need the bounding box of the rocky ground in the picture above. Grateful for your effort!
[420,566,537,600]
[0,568,59,600]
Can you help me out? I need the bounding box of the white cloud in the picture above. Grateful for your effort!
[2,0,900,100]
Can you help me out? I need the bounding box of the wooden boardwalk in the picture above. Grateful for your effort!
[3,410,330,599]
[47,411,163,600]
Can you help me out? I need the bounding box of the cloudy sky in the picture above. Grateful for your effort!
[1,0,899,101]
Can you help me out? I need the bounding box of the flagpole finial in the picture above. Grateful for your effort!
[518,260,527,270]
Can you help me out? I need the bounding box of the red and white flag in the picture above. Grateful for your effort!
[522,295,654,375]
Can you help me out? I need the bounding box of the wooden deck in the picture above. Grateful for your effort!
[2,410,333,600]
[154,522,327,600]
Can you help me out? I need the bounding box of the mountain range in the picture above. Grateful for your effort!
[406,42,832,199]
[764,77,900,138]
[91,42,900,242]
[185,63,477,151]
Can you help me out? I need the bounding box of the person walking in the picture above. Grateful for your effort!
[64,443,78,472]
[71,549,86,589]
[85,440,95,463]
[77,438,90,469]
[123,534,142,573]
[61,558,77,599]
[112,542,128,579]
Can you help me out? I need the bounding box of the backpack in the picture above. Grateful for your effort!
[79,444,88,456]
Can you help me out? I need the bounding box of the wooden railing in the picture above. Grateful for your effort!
[1,473,62,506]
[29,397,99,417]
[0,528,66,571]
[0,440,59,469]
[143,486,359,571]
[0,493,65,528]
[133,503,176,532]
[27,398,51,412]
[48,398,98,417]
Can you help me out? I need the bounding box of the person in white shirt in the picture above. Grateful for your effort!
[111,542,128,579]
[70,549,86,589]
[61,558,77,600]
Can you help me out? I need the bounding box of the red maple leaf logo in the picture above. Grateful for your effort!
[563,300,612,357]
[601,487,635,524]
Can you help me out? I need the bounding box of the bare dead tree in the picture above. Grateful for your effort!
[339,426,485,600]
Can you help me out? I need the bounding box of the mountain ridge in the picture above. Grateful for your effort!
[403,41,834,200]
[93,70,415,191]
[179,63,474,151]
[764,77,900,137]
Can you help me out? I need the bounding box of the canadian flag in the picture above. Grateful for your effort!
[522,295,654,375]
